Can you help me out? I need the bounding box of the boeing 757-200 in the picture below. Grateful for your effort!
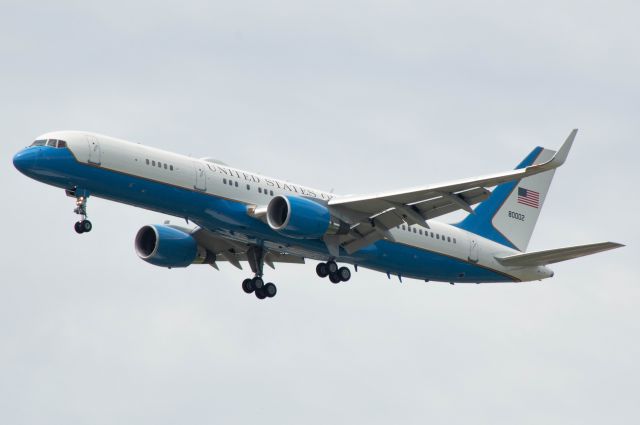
[13,130,623,299]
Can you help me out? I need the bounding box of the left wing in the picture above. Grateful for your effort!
[328,130,576,253]
[189,226,305,270]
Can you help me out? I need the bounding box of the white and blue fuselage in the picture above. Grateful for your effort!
[13,131,557,285]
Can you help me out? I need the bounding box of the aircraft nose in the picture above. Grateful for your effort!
[13,148,40,174]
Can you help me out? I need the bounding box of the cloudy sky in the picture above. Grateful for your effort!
[1,0,638,423]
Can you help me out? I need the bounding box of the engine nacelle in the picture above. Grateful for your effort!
[266,195,348,239]
[135,225,213,268]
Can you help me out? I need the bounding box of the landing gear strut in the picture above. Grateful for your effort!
[316,260,351,283]
[242,246,277,300]
[72,193,92,234]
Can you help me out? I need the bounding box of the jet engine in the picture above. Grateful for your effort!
[266,195,349,239]
[135,225,214,268]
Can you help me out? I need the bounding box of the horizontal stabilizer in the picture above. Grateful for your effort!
[495,242,624,267]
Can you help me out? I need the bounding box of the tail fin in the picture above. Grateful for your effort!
[455,131,575,251]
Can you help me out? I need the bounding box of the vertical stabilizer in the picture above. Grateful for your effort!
[455,146,559,252]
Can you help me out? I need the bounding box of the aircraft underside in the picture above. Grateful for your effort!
[19,147,515,293]
[14,130,622,300]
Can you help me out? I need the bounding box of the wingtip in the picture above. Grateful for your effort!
[549,129,577,167]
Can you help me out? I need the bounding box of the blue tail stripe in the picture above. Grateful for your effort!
[454,147,543,250]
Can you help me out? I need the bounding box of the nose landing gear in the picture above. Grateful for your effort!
[316,260,351,283]
[71,193,92,234]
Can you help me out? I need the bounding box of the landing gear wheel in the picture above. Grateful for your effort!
[81,220,92,233]
[264,283,277,298]
[252,277,264,290]
[242,278,255,294]
[316,263,329,278]
[329,273,341,284]
[338,267,351,282]
[72,193,91,234]
[327,261,338,274]
[255,288,267,299]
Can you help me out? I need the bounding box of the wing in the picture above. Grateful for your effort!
[190,227,305,270]
[328,130,577,254]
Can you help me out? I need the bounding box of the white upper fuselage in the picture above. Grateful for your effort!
[17,130,554,283]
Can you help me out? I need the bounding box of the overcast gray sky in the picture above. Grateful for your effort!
[1,1,638,424]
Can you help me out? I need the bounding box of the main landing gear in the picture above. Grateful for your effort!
[242,245,277,300]
[242,277,277,299]
[316,260,351,284]
[72,194,92,234]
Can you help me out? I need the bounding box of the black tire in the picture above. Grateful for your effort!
[329,273,341,284]
[327,261,338,274]
[316,263,329,278]
[338,267,351,282]
[82,220,92,232]
[255,288,267,299]
[242,278,254,294]
[264,283,277,298]
[74,221,84,234]
[252,277,264,289]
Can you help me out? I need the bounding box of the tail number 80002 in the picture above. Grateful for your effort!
[508,211,525,221]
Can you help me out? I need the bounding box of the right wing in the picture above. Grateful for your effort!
[328,130,577,253]
[494,242,625,267]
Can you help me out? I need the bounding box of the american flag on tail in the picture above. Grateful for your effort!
[518,187,540,208]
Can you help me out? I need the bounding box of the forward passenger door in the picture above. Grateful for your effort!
[87,135,101,165]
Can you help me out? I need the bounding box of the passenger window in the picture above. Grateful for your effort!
[430,232,434,238]
[453,238,457,244]
[270,190,274,196]
[152,160,156,166]
[436,234,440,240]
[419,229,423,235]
[447,236,451,242]
[246,184,250,190]
[170,165,173,171]
[413,228,416,233]
[223,178,227,184]
[235,181,238,187]
[401,225,405,230]
[258,187,262,193]
[146,159,150,165]
[164,164,167,169]
[47,139,57,147]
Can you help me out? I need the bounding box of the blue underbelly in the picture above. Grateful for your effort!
[31,148,513,283]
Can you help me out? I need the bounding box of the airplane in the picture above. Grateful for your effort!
[13,129,623,300]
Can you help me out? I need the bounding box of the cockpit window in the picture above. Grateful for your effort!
[31,139,68,148]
